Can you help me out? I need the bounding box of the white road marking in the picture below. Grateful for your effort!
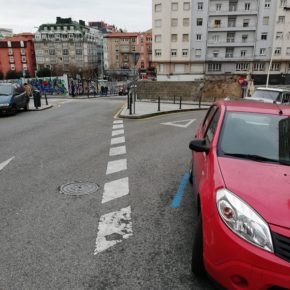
[112,124,124,129]
[161,119,196,128]
[112,129,124,137]
[0,156,15,172]
[109,146,127,156]
[106,159,127,175]
[113,120,123,124]
[94,206,133,255]
[111,136,125,145]
[102,177,129,203]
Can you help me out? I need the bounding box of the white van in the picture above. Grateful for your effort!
[246,87,290,104]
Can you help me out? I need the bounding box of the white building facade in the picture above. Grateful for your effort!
[153,0,290,84]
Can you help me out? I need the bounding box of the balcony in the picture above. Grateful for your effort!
[208,10,258,16]
[206,55,254,61]
[207,41,255,47]
[208,25,256,32]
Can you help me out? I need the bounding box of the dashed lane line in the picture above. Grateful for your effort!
[109,146,127,156]
[112,124,124,129]
[106,159,127,175]
[102,177,129,204]
[111,136,125,145]
[112,129,124,137]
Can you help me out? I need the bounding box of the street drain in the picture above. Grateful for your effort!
[60,182,99,196]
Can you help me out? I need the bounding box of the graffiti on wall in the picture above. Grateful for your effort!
[28,77,68,95]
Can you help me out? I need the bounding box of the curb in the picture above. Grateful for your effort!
[29,105,53,111]
[118,107,208,119]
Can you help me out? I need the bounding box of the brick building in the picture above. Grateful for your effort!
[0,33,36,79]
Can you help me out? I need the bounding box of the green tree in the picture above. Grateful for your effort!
[36,67,52,77]
[6,70,22,80]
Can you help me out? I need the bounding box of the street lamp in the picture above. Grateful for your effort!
[266,47,274,88]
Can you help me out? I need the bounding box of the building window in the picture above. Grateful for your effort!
[197,18,203,26]
[171,49,177,56]
[155,4,161,12]
[236,63,249,71]
[245,3,250,10]
[155,35,162,43]
[21,56,27,63]
[265,0,271,8]
[76,49,82,55]
[228,17,236,27]
[241,50,246,57]
[9,56,14,63]
[214,19,221,28]
[286,47,290,54]
[274,47,281,55]
[253,63,265,71]
[280,0,287,7]
[20,41,24,48]
[155,19,162,28]
[276,32,283,39]
[183,18,189,26]
[213,50,219,58]
[196,34,202,41]
[10,64,15,70]
[22,64,28,70]
[278,16,285,23]
[171,34,178,42]
[243,19,249,27]
[182,34,189,42]
[49,49,55,55]
[227,32,235,43]
[7,41,11,48]
[229,0,237,11]
[242,34,248,43]
[171,18,178,27]
[197,2,203,10]
[184,2,190,10]
[225,47,234,58]
[263,17,269,25]
[63,49,69,55]
[212,35,220,43]
[8,48,13,55]
[172,2,178,11]
[261,33,268,40]
[183,49,189,56]
[195,49,201,57]
[216,3,222,10]
[155,49,162,56]
[260,48,266,55]
[208,63,221,72]
[271,63,281,71]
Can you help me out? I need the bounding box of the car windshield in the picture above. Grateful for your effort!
[0,85,12,95]
[219,112,290,165]
[251,90,281,101]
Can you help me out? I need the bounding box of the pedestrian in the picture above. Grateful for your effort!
[71,80,75,97]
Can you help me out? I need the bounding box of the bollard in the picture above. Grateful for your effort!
[158,97,161,112]
[127,93,130,109]
[129,94,132,115]
[198,95,202,108]
[44,93,48,105]
[179,97,182,109]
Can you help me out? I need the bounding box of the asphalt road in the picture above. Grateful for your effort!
[0,97,215,290]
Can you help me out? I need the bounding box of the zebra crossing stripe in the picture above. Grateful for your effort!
[112,129,124,137]
[112,124,124,129]
[113,120,123,124]
[109,146,126,156]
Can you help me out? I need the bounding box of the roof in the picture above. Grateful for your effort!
[104,32,139,38]
[217,99,290,115]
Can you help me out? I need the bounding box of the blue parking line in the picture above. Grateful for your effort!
[171,172,190,209]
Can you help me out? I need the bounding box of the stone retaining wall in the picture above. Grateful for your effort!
[136,80,242,102]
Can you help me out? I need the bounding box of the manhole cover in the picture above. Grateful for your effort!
[60,182,99,196]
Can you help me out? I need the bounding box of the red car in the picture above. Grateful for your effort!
[189,100,290,289]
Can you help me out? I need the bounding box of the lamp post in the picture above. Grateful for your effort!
[266,47,274,88]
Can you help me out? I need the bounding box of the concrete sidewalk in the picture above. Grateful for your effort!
[118,100,210,119]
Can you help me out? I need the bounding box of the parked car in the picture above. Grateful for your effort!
[246,87,290,104]
[0,83,29,114]
[189,100,290,289]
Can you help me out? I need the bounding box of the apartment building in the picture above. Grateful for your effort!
[0,33,36,79]
[153,0,290,84]
[104,31,154,80]
[34,17,102,76]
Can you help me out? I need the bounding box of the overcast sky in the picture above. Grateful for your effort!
[0,0,152,33]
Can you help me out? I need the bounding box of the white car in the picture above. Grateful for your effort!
[246,87,290,104]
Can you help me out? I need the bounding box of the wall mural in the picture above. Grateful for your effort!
[27,77,68,95]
